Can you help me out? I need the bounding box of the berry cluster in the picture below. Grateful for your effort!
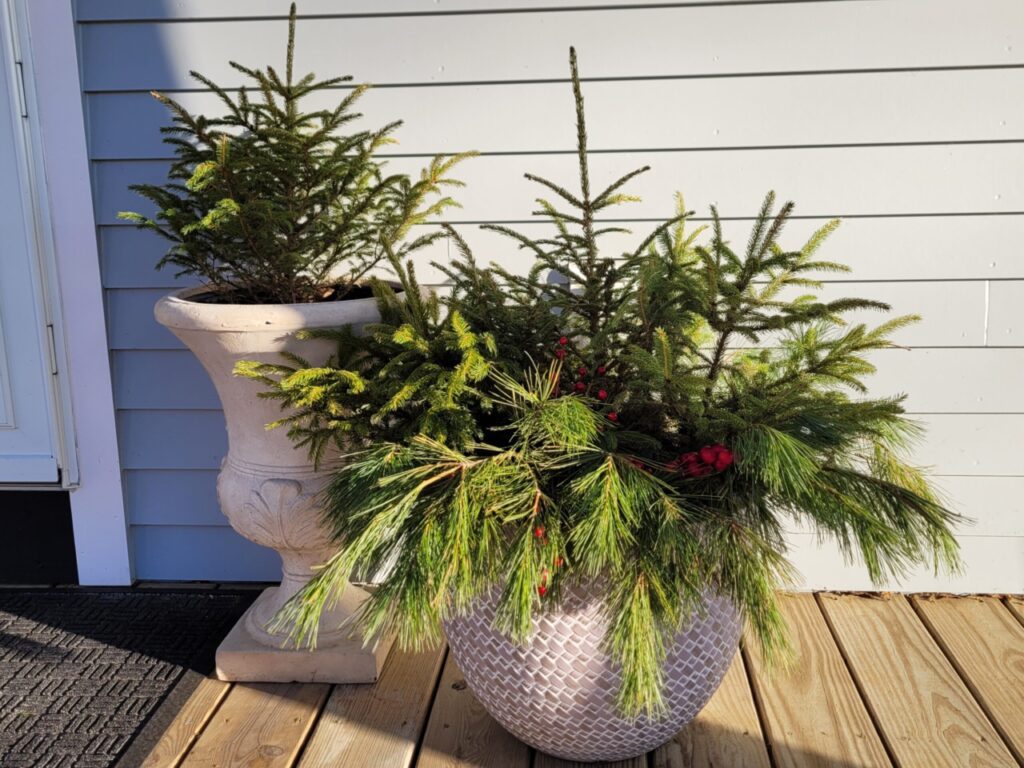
[552,336,618,423]
[533,524,564,597]
[668,444,734,477]
[555,336,569,359]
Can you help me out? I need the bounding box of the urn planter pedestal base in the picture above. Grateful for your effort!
[215,586,393,683]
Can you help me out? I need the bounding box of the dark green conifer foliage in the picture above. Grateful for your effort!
[235,250,497,466]
[249,49,963,718]
[119,3,471,304]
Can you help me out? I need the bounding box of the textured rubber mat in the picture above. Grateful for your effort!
[0,589,257,768]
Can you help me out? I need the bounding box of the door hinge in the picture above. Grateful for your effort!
[14,59,27,118]
[45,324,58,376]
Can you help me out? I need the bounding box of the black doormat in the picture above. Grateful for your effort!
[0,588,257,768]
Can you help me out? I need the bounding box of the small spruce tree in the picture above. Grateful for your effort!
[119,3,471,304]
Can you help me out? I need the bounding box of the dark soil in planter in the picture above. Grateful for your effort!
[190,282,379,305]
[0,587,257,768]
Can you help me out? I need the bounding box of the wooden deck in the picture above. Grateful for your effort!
[141,594,1024,768]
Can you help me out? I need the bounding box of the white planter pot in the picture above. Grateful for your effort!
[444,582,741,762]
[154,286,393,683]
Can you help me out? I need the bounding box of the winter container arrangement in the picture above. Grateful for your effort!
[118,4,469,682]
[242,49,963,761]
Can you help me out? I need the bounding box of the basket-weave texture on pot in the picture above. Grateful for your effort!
[443,582,741,762]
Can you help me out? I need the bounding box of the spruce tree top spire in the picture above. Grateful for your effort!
[285,3,297,93]
[119,2,472,305]
[568,48,592,220]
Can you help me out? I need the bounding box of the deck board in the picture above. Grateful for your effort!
[154,594,1024,767]
[745,593,891,768]
[416,653,531,768]
[298,646,447,768]
[180,682,329,768]
[819,593,1016,768]
[1006,596,1024,627]
[911,595,1024,764]
[534,756,645,768]
[652,651,771,768]
[141,677,232,768]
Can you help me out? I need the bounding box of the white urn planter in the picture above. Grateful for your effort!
[444,582,741,762]
[155,286,393,683]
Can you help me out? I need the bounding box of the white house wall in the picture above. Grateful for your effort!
[75,0,1024,590]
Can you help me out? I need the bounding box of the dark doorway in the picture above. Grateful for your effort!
[0,490,78,584]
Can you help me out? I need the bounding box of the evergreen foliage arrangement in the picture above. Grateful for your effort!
[242,49,962,717]
[118,3,470,304]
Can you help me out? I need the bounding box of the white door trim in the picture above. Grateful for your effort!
[16,0,132,584]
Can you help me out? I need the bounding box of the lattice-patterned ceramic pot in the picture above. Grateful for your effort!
[444,582,741,762]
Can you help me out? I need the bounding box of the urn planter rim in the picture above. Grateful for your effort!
[154,283,396,333]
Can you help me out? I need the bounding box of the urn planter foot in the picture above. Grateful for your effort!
[215,586,394,683]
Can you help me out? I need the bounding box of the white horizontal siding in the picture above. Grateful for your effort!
[125,469,221,526]
[132,525,281,581]
[74,0,777,22]
[84,69,1024,160]
[987,281,1024,345]
[786,535,1024,593]
[98,211,1024,284]
[93,145,1024,225]
[106,289,184,350]
[125,471,1024,538]
[76,0,1024,91]
[77,0,1024,587]
[915,416,1024,477]
[112,348,1024,414]
[112,350,218,409]
[114,410,1024,476]
[117,410,227,470]
[104,283,993,352]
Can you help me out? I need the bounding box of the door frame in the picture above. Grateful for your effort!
[9,0,132,584]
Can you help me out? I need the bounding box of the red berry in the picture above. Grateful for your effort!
[714,448,734,471]
[597,389,608,401]
[578,366,588,377]
[597,366,606,376]
[558,336,568,346]
[534,525,545,539]
[699,445,717,465]
[574,381,586,392]
[555,348,566,359]
[677,452,704,478]
[537,584,547,597]
[607,411,619,422]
